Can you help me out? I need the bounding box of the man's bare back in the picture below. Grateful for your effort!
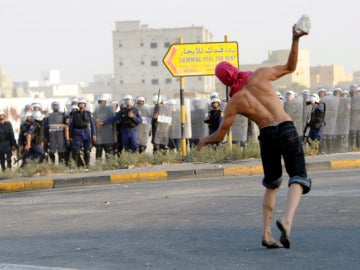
[229,68,292,129]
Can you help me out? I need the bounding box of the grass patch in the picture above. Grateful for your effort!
[0,138,327,180]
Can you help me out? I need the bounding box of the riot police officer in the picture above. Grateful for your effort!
[93,94,116,160]
[44,101,70,165]
[135,96,151,153]
[69,98,96,168]
[0,109,17,171]
[98,95,142,152]
[18,111,45,167]
[305,93,326,142]
[204,97,223,135]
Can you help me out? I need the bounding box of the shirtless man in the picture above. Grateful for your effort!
[198,25,311,249]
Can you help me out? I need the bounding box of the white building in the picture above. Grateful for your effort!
[112,21,216,101]
[0,68,13,98]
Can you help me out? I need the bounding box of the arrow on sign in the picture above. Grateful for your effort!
[163,42,238,77]
[164,46,178,76]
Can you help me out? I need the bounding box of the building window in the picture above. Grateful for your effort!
[164,42,171,48]
[118,41,122,47]
[120,80,123,84]
[151,79,159,85]
[150,42,157,48]
[141,60,145,65]
[140,42,144,47]
[151,61,158,67]
[142,79,145,84]
[198,77,202,81]
[119,61,123,66]
[165,78,172,84]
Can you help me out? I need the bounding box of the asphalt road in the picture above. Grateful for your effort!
[0,169,359,270]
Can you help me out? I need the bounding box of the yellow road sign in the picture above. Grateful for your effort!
[163,42,238,77]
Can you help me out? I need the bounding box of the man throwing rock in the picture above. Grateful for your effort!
[198,25,311,249]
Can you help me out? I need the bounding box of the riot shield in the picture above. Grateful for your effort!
[335,97,351,152]
[190,99,207,140]
[303,99,312,130]
[47,112,67,153]
[349,94,360,148]
[284,96,304,135]
[322,95,339,153]
[94,105,116,145]
[135,104,152,147]
[153,104,171,146]
[232,114,248,145]
[350,94,360,131]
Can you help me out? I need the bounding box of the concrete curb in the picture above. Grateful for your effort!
[1,158,360,194]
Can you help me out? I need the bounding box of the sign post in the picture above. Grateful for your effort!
[163,41,239,158]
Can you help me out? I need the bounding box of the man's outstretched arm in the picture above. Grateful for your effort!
[269,25,308,81]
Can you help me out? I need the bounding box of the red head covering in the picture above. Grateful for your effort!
[215,61,253,97]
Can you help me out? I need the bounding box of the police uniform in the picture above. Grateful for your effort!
[103,106,142,152]
[205,109,223,135]
[19,118,45,167]
[308,103,326,141]
[44,110,69,164]
[69,109,96,167]
[0,119,16,171]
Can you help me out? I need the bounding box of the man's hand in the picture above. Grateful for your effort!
[197,137,207,151]
[96,121,104,127]
[128,111,135,118]
[292,24,308,39]
[92,135,97,143]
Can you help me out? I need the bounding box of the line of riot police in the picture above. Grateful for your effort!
[1,85,359,171]
[281,85,360,154]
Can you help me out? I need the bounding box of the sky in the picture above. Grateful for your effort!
[0,0,358,84]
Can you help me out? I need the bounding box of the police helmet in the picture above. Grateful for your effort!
[301,89,310,95]
[32,110,42,120]
[24,104,32,111]
[97,94,107,103]
[77,97,87,105]
[306,93,320,104]
[0,109,5,115]
[51,101,60,110]
[333,87,342,93]
[123,94,133,100]
[276,91,284,100]
[341,90,349,96]
[135,96,146,103]
[119,100,127,109]
[209,92,219,99]
[32,102,42,111]
[317,88,327,95]
[211,97,221,106]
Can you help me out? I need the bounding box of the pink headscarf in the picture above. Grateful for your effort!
[215,61,253,97]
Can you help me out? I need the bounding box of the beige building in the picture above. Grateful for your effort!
[310,65,354,90]
[240,49,310,93]
[0,68,14,98]
[112,21,216,101]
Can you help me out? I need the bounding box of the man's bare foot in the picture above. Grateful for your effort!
[276,219,291,249]
[261,239,283,249]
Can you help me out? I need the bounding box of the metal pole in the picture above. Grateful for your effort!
[179,38,187,160]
